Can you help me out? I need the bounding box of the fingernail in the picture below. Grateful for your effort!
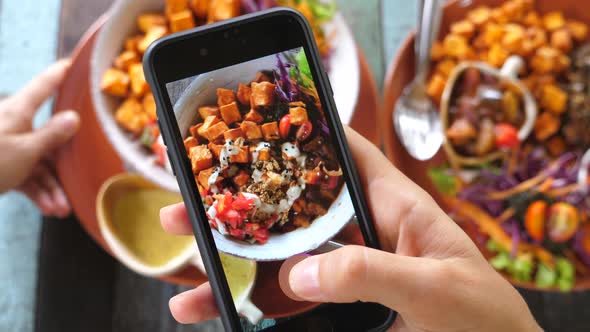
[55,111,79,132]
[289,256,321,300]
[170,292,186,306]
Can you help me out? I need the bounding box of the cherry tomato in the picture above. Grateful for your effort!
[296,120,313,141]
[524,200,546,242]
[279,114,291,139]
[547,202,579,243]
[494,123,519,148]
[253,228,269,244]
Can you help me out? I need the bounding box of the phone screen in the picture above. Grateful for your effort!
[164,47,366,329]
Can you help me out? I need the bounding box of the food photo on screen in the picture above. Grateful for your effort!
[166,47,356,262]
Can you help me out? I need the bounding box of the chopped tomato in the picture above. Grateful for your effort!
[253,228,269,244]
[244,222,260,234]
[232,194,255,211]
[209,218,218,229]
[525,200,546,242]
[224,209,243,228]
[216,192,233,216]
[279,114,291,139]
[229,228,246,240]
[494,123,519,148]
[263,214,279,228]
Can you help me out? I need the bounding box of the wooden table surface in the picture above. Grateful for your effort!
[0,0,589,331]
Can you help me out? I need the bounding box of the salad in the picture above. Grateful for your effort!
[100,0,336,167]
[426,0,590,291]
[185,49,344,244]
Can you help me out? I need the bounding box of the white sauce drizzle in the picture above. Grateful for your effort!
[281,142,301,159]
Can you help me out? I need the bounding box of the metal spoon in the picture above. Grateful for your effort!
[393,0,444,161]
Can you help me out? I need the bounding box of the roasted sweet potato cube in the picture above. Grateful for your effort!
[233,170,250,187]
[197,106,219,119]
[128,63,150,97]
[426,74,446,104]
[443,34,469,59]
[190,145,213,172]
[244,109,264,123]
[251,82,276,108]
[220,102,242,124]
[240,121,263,140]
[198,166,222,189]
[169,10,196,33]
[543,11,565,31]
[467,6,490,26]
[208,142,223,159]
[115,98,148,135]
[551,29,573,53]
[190,0,210,18]
[289,106,308,125]
[435,59,457,78]
[137,13,167,33]
[567,20,588,41]
[261,122,279,140]
[523,12,541,27]
[189,123,203,138]
[206,121,229,141]
[229,146,249,163]
[184,136,199,153]
[143,93,157,120]
[217,88,236,106]
[166,0,189,15]
[223,127,245,141]
[541,84,568,114]
[450,20,475,39]
[101,68,130,97]
[207,0,240,23]
[198,115,220,138]
[237,83,252,105]
[530,46,559,74]
[487,43,509,68]
[534,112,561,141]
[114,51,140,71]
[125,35,143,52]
[138,26,168,53]
[249,146,270,161]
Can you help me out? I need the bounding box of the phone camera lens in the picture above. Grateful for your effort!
[200,48,208,56]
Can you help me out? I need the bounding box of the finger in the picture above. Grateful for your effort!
[20,110,80,159]
[12,59,71,113]
[169,283,219,324]
[161,203,193,235]
[19,179,56,216]
[35,163,71,218]
[287,245,434,310]
[344,127,445,251]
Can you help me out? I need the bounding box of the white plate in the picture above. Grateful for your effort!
[90,0,360,192]
[169,53,354,260]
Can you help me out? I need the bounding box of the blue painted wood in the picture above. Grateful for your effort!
[0,1,61,331]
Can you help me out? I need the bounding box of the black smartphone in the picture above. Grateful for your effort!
[144,8,395,331]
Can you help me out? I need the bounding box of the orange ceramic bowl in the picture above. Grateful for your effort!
[382,0,590,290]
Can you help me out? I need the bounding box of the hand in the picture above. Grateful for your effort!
[0,60,80,217]
[159,128,541,332]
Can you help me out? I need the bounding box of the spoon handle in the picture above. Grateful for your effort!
[415,0,442,83]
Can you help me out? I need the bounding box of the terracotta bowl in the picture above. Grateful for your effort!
[382,0,590,290]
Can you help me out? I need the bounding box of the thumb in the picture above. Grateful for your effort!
[287,245,434,310]
[22,110,80,156]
